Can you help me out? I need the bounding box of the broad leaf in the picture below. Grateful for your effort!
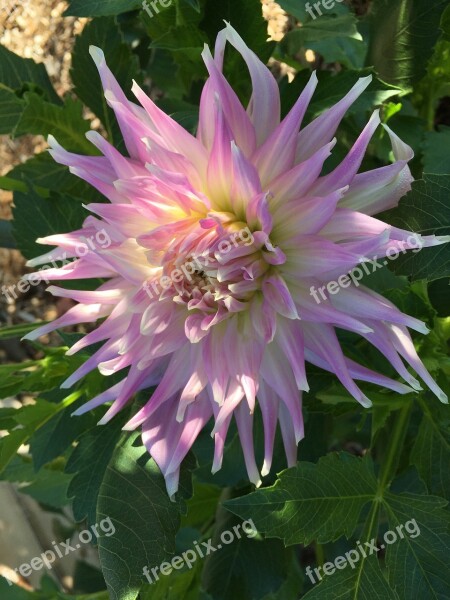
[0,45,59,103]
[13,187,86,259]
[14,94,93,153]
[225,453,378,545]
[96,432,193,600]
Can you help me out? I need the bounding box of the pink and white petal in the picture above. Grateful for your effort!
[200,45,256,156]
[339,125,414,215]
[253,71,318,184]
[269,140,336,209]
[222,23,280,145]
[296,75,372,162]
[309,110,381,196]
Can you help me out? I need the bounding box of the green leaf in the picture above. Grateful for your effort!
[0,87,24,134]
[140,563,202,600]
[366,0,449,89]
[0,399,74,474]
[64,0,142,17]
[0,352,81,399]
[301,553,398,600]
[29,395,99,471]
[70,17,142,145]
[227,450,450,599]
[13,187,86,259]
[383,174,450,281]
[423,127,450,174]
[65,412,128,525]
[14,94,93,153]
[181,483,221,529]
[307,37,367,69]
[225,453,378,546]
[281,14,362,52]
[5,152,103,201]
[0,45,59,103]
[410,396,450,499]
[201,509,296,600]
[96,432,193,600]
[383,490,450,597]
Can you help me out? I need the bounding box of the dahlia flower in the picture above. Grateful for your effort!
[25,24,448,497]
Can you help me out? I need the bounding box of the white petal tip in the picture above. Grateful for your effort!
[438,393,448,404]
[360,396,373,408]
[261,462,271,478]
[60,380,74,389]
[89,46,104,65]
[435,235,450,245]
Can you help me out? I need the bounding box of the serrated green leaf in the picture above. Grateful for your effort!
[281,14,362,52]
[307,37,367,70]
[6,152,104,201]
[302,553,398,600]
[65,412,128,525]
[96,432,193,600]
[410,396,450,499]
[0,87,24,134]
[29,395,99,471]
[0,398,75,474]
[13,187,86,259]
[14,94,93,153]
[201,508,293,600]
[0,45,59,103]
[225,453,378,546]
[383,490,450,598]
